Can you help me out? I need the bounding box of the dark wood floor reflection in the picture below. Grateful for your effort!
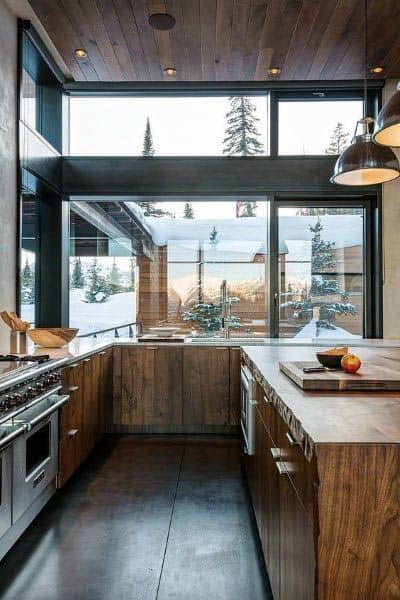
[0,436,272,600]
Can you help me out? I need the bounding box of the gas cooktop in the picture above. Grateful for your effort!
[0,354,50,364]
[0,355,51,383]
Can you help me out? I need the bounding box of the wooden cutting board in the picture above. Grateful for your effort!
[279,361,400,391]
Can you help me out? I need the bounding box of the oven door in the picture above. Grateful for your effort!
[12,395,68,523]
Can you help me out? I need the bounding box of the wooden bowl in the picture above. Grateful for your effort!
[27,328,79,348]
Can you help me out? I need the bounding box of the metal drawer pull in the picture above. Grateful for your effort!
[147,347,157,350]
[69,364,80,369]
[216,347,228,350]
[286,432,297,446]
[275,461,288,475]
[0,425,27,451]
[263,395,271,404]
[25,395,70,430]
[84,358,91,363]
[270,448,280,459]
[68,428,78,437]
[99,351,107,356]
[68,386,79,393]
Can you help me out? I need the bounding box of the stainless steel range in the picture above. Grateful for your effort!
[0,355,69,560]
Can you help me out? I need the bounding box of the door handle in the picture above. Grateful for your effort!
[270,447,280,459]
[67,428,78,437]
[285,431,297,446]
[275,461,288,475]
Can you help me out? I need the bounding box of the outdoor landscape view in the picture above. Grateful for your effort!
[21,97,364,338]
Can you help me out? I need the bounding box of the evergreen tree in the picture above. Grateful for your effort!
[286,219,356,332]
[142,117,155,157]
[107,258,122,295]
[296,207,363,216]
[85,259,110,303]
[325,122,349,155]
[21,259,34,304]
[71,257,85,289]
[127,257,135,291]
[223,96,264,156]
[183,202,194,219]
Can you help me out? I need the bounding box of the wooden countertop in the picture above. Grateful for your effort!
[242,345,400,449]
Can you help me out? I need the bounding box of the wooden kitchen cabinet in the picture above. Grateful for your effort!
[59,361,84,487]
[183,346,230,427]
[81,352,102,459]
[119,346,183,428]
[98,347,113,433]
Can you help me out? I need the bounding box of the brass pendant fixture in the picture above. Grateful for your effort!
[373,82,400,147]
[332,0,400,186]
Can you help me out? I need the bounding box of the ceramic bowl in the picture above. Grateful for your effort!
[27,328,79,348]
[316,352,345,369]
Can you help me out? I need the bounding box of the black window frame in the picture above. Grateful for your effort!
[268,194,382,338]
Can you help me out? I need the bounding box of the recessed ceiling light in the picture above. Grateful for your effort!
[149,13,176,31]
[268,67,281,76]
[74,48,87,59]
[370,66,384,74]
[164,67,177,76]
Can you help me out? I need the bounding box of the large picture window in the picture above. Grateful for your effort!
[69,95,268,156]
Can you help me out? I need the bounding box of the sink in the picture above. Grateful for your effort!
[187,337,266,345]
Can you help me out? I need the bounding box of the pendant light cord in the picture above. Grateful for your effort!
[363,0,368,125]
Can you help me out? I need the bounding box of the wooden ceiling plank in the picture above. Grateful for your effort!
[321,0,363,80]
[293,0,339,80]
[59,0,110,80]
[129,0,164,79]
[164,0,190,80]
[283,0,320,80]
[215,0,234,81]
[112,0,151,80]
[243,0,268,80]
[200,0,217,80]
[181,0,202,80]
[29,0,88,80]
[78,0,125,80]
[307,0,357,80]
[254,46,273,80]
[94,0,137,79]
[229,0,252,81]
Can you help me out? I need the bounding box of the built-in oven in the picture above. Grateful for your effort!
[12,394,69,523]
[240,365,255,455]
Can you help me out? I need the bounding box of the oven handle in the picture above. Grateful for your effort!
[0,424,28,451]
[24,395,70,431]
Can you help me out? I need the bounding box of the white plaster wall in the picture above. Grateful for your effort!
[0,0,17,347]
[382,80,400,337]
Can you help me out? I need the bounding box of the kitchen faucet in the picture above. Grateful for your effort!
[220,280,238,339]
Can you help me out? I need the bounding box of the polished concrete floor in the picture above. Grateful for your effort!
[0,436,272,600]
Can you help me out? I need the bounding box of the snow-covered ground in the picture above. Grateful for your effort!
[294,319,361,339]
[69,289,136,335]
[22,289,136,336]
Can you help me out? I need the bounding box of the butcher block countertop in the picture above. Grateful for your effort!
[242,345,400,455]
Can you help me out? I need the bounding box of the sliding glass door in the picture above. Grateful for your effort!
[273,202,368,340]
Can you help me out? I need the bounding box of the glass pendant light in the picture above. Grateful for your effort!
[331,0,400,186]
[373,83,400,147]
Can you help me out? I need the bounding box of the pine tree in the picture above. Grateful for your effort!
[296,207,363,216]
[223,96,264,156]
[21,259,34,304]
[85,259,110,303]
[107,258,122,295]
[286,219,356,332]
[325,122,349,155]
[142,117,155,157]
[127,257,135,291]
[71,257,85,289]
[183,202,194,219]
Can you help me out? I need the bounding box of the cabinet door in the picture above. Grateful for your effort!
[183,347,230,426]
[120,347,183,428]
[99,348,113,433]
[59,362,84,487]
[81,353,101,458]
[279,472,315,600]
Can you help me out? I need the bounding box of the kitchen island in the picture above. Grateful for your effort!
[241,344,400,600]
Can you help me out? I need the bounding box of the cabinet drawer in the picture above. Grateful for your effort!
[255,382,277,442]
[276,415,316,516]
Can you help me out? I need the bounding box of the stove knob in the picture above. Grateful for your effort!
[10,394,23,407]
[1,396,10,410]
[26,387,36,399]
[35,383,45,394]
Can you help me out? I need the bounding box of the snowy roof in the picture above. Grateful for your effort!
[140,214,363,255]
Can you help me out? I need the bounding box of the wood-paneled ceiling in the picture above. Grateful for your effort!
[27,0,400,82]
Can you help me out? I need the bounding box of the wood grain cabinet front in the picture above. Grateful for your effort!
[59,361,84,487]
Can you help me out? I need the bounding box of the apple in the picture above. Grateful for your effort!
[341,353,362,374]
